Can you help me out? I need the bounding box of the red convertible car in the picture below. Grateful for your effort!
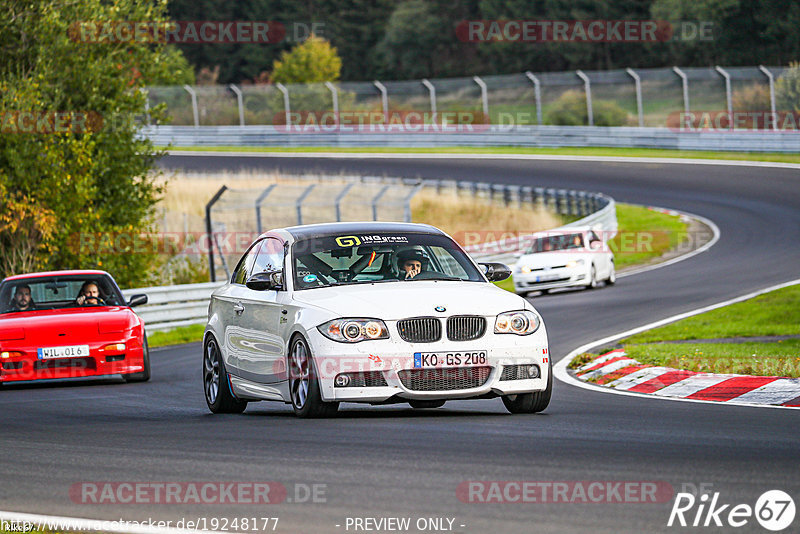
[0,270,150,386]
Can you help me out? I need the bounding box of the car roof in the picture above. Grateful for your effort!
[280,221,444,241]
[2,270,111,282]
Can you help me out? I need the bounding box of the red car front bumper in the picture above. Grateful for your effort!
[0,334,145,383]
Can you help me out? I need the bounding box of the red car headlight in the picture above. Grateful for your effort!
[0,328,25,341]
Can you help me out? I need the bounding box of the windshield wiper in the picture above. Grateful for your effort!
[409,275,463,281]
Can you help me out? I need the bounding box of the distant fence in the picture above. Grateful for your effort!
[146,66,793,129]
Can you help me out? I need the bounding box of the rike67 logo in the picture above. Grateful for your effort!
[668,489,795,531]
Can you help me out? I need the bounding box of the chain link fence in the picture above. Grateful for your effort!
[146,65,793,130]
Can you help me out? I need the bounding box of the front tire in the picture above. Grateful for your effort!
[125,335,151,382]
[586,265,598,289]
[502,360,553,414]
[204,336,247,414]
[606,261,616,286]
[289,335,339,418]
[408,399,446,409]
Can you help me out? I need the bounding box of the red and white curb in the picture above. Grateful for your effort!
[573,349,800,407]
[553,278,800,410]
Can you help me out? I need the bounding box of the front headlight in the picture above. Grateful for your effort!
[494,310,541,336]
[318,318,389,343]
[565,259,585,268]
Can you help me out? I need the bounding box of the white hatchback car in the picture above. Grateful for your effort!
[513,227,615,296]
[203,222,551,418]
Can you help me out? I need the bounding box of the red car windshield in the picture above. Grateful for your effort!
[0,275,125,314]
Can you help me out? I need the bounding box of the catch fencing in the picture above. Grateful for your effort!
[145,65,792,130]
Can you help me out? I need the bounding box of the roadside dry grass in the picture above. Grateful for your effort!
[155,170,561,241]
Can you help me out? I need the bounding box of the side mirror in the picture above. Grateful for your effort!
[479,262,512,282]
[127,294,148,307]
[246,271,283,291]
[590,241,603,250]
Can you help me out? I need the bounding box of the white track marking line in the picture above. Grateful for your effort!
[553,278,800,410]
[0,510,208,534]
[166,151,800,170]
[729,378,800,405]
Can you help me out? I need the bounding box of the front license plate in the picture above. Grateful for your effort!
[536,273,560,282]
[37,345,90,360]
[413,351,487,368]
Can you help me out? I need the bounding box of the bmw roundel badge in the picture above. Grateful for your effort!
[434,306,446,312]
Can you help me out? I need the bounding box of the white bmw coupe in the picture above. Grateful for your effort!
[203,222,551,418]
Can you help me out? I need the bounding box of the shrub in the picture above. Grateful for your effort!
[545,90,630,126]
[776,62,800,113]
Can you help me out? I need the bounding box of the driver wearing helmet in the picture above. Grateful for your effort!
[396,249,429,280]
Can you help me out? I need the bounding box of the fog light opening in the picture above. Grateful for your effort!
[527,365,540,379]
[334,374,351,387]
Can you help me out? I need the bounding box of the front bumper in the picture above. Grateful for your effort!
[513,266,589,292]
[307,326,549,403]
[0,334,145,383]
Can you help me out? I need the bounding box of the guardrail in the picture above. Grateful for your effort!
[142,125,800,152]
[121,282,223,333]
[124,185,616,333]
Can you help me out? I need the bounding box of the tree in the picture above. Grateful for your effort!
[0,0,193,286]
[776,62,800,113]
[270,35,343,84]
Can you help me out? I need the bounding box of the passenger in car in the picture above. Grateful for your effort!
[10,284,35,311]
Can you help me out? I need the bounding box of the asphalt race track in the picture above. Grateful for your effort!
[1,155,798,533]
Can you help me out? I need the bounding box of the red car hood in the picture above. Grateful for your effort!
[0,307,140,345]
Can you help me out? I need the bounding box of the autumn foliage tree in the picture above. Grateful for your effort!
[0,0,193,286]
[270,35,343,84]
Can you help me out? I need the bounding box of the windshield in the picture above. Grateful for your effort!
[0,274,126,314]
[292,233,484,290]
[526,233,585,253]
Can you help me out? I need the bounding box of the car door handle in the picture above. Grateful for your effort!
[233,302,245,315]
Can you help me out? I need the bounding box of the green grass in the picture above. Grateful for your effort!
[148,324,205,348]
[167,145,800,164]
[623,284,800,343]
[611,204,688,269]
[622,341,800,378]
[573,284,800,378]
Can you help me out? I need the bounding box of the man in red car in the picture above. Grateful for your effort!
[76,281,104,305]
[11,284,35,311]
